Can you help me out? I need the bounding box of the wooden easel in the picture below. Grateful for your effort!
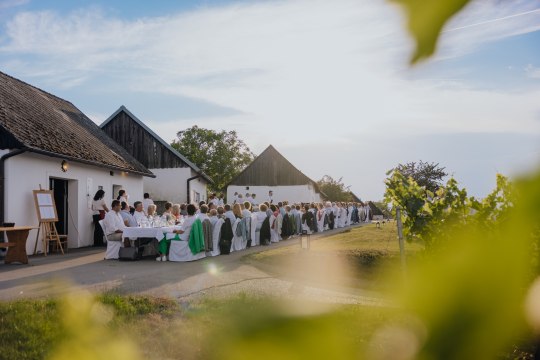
[32,188,65,256]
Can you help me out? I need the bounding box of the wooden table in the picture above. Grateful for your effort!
[0,226,36,264]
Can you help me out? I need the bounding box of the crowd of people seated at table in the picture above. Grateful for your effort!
[94,189,375,262]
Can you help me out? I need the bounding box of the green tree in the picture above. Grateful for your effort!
[393,160,447,193]
[317,175,352,202]
[171,126,255,192]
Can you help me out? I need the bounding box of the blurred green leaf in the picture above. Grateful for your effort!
[391,0,472,63]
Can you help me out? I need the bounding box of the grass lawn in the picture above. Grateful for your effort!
[244,224,424,291]
[0,292,402,360]
[0,224,534,359]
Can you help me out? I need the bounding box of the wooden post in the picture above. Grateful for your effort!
[396,207,406,274]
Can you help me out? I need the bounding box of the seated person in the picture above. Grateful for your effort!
[132,201,147,225]
[168,204,206,262]
[209,208,219,226]
[163,202,175,224]
[172,204,182,224]
[120,201,137,227]
[104,200,127,245]
[147,204,157,217]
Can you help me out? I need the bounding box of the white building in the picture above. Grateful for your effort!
[227,145,324,204]
[101,106,212,205]
[0,71,154,254]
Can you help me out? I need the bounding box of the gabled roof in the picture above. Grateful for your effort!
[0,71,154,177]
[100,106,212,183]
[368,201,384,216]
[227,144,322,193]
[349,192,362,203]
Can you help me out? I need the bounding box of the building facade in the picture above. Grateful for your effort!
[101,106,211,205]
[0,72,153,253]
[227,145,323,204]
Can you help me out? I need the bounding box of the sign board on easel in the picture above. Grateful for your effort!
[33,190,58,222]
[32,189,64,255]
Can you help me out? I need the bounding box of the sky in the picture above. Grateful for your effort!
[1,0,539,200]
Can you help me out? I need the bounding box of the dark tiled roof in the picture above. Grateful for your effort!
[227,144,322,194]
[0,71,154,177]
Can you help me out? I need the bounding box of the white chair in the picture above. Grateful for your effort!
[169,239,206,262]
[100,220,122,260]
[230,218,243,252]
[270,214,279,243]
[209,218,224,257]
[250,213,259,247]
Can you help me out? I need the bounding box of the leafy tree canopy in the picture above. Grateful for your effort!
[317,175,353,202]
[171,126,255,192]
[392,160,448,193]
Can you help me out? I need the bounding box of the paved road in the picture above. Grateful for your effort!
[0,225,384,306]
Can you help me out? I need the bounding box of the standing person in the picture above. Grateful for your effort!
[245,193,253,205]
[142,193,154,215]
[268,190,274,204]
[217,193,225,207]
[117,189,129,207]
[232,192,239,205]
[92,189,109,247]
[251,194,259,206]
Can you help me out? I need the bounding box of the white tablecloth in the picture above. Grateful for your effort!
[122,226,182,241]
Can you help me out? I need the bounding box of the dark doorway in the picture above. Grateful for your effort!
[50,178,68,235]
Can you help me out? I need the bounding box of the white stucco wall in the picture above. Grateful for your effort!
[227,185,322,205]
[143,167,207,204]
[3,152,145,254]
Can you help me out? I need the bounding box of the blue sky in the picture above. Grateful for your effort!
[1,0,539,200]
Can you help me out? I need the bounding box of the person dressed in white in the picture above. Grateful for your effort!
[317,204,326,232]
[132,201,147,225]
[347,203,354,226]
[252,205,268,246]
[117,189,129,208]
[332,203,340,228]
[168,204,206,262]
[268,190,274,205]
[245,193,253,205]
[142,193,154,215]
[364,203,371,222]
[251,194,259,207]
[270,204,279,243]
[217,193,225,207]
[340,204,347,228]
[103,200,126,242]
[208,209,219,227]
[224,204,236,224]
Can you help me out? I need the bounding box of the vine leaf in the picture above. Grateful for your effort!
[391,0,472,63]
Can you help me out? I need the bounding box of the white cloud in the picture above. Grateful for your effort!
[0,0,28,10]
[1,0,539,199]
[525,64,540,79]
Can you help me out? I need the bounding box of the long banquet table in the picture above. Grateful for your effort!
[122,226,183,241]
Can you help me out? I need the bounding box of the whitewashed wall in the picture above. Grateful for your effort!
[227,185,322,205]
[144,168,207,204]
[3,152,144,254]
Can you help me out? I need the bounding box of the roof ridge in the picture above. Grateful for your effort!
[0,70,77,108]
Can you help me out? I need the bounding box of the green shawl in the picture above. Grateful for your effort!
[189,218,205,255]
